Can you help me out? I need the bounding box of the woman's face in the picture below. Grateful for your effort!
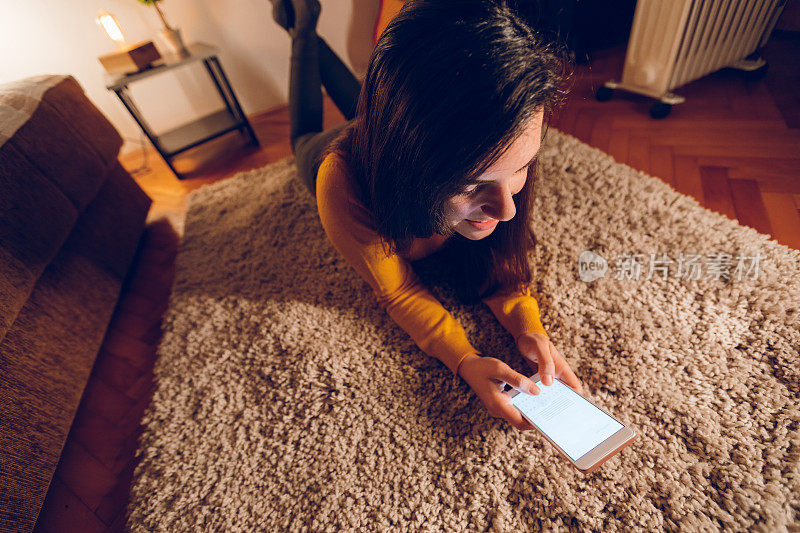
[443,111,544,240]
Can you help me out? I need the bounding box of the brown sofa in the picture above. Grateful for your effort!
[0,74,152,532]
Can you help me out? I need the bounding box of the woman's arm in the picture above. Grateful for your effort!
[481,285,549,344]
[316,154,476,375]
[482,286,583,393]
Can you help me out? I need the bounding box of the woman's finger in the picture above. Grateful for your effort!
[560,364,583,394]
[550,344,584,394]
[538,342,556,386]
[489,360,539,395]
[493,396,536,431]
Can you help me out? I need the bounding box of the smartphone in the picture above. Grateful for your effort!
[505,374,637,474]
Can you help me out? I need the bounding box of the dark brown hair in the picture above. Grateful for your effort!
[319,0,572,303]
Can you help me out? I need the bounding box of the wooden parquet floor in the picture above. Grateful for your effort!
[32,32,799,532]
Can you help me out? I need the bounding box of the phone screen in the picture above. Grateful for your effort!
[510,378,624,461]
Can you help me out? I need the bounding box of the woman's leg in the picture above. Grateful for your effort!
[271,0,359,197]
[317,38,361,120]
[269,0,324,150]
[272,0,361,123]
[288,18,323,151]
[293,123,347,198]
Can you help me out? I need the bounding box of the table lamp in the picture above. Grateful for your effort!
[96,10,161,75]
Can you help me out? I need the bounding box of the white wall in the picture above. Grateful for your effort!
[0,0,371,155]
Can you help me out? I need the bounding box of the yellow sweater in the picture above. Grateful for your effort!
[315,152,548,376]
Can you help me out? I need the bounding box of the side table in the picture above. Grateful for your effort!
[106,42,259,180]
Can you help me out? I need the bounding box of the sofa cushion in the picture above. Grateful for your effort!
[0,75,125,344]
[0,243,122,532]
[62,160,153,281]
[0,143,79,343]
[0,75,123,209]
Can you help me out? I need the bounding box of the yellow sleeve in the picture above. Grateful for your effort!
[316,153,477,375]
[481,285,549,343]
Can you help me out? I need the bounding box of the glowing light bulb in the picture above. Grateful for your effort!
[96,11,127,48]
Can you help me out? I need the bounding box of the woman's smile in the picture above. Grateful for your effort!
[465,218,499,230]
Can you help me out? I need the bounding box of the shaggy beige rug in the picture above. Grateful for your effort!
[126,128,799,531]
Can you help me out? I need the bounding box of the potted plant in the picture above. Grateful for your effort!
[136,0,188,56]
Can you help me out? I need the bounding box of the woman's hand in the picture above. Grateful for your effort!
[516,332,583,394]
[457,353,540,430]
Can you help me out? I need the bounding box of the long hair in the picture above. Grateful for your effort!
[318,0,572,303]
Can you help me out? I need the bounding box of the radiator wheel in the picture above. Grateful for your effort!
[650,102,672,119]
[595,86,614,102]
[741,62,769,81]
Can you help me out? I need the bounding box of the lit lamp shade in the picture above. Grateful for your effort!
[96,11,161,75]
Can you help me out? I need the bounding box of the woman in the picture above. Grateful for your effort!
[270,0,583,431]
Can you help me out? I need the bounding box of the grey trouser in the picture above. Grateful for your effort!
[292,121,350,199]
